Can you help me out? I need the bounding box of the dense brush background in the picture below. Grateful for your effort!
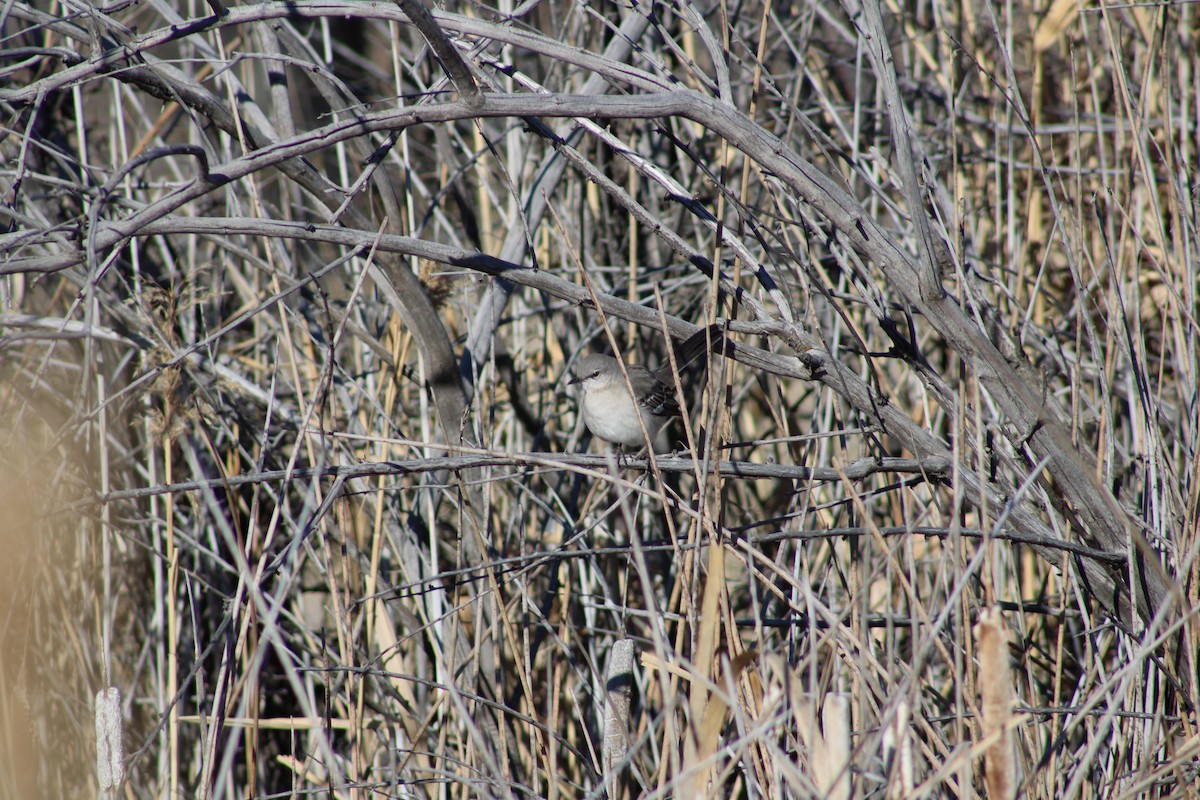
[2,0,1198,797]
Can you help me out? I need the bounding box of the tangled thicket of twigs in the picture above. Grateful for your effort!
[2,0,1198,797]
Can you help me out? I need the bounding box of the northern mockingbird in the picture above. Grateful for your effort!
[569,327,720,452]
[570,354,679,451]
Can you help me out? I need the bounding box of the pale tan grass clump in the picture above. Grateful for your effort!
[795,693,851,800]
[0,421,100,798]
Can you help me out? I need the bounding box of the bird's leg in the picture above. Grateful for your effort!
[615,444,649,469]
[616,445,632,469]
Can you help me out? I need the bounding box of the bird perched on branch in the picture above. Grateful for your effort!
[569,326,721,452]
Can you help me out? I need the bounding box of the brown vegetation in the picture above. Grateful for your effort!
[2,0,1198,797]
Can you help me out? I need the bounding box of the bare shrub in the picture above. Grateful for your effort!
[2,0,1197,796]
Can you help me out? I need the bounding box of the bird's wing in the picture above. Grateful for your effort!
[630,366,680,418]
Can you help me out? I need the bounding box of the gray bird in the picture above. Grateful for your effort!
[569,326,722,451]
[570,354,680,450]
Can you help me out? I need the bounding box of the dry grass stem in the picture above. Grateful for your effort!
[976,607,1018,800]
